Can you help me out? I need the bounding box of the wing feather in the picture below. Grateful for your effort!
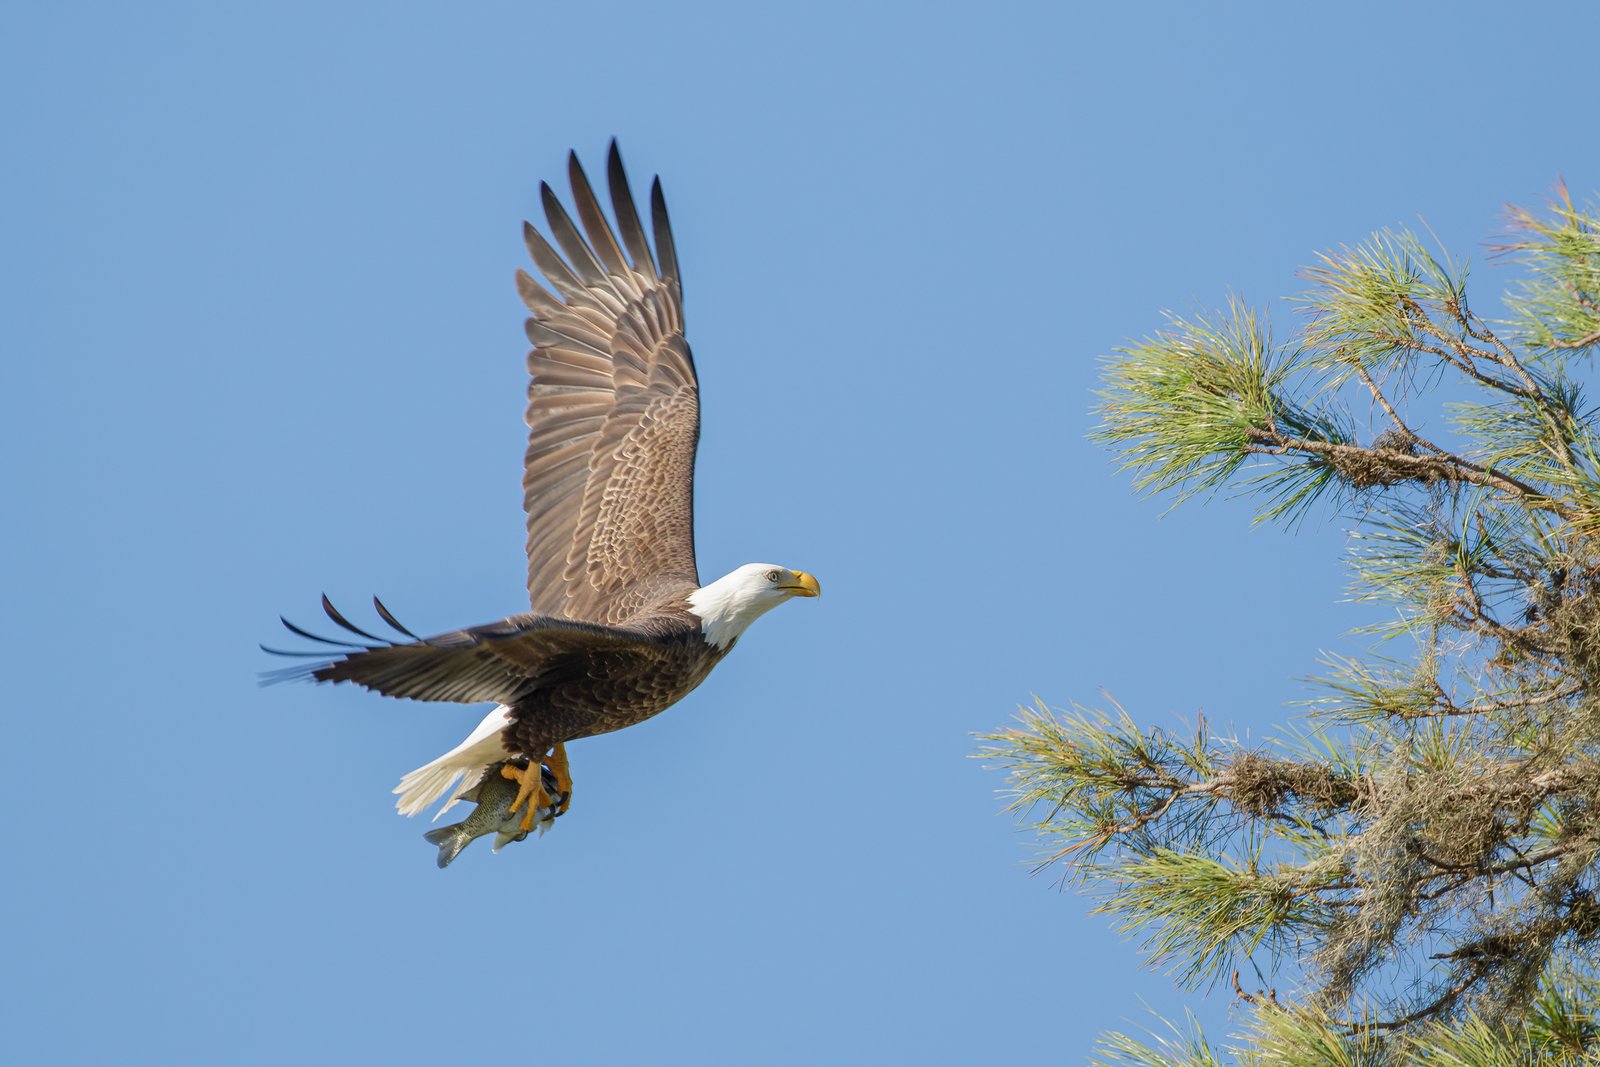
[515,269,568,319]
[263,599,661,704]
[519,143,699,624]
[522,223,592,307]
[568,151,630,277]
[650,178,681,299]
[607,141,657,276]
[540,181,609,288]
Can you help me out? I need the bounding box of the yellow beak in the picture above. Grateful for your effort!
[780,571,821,598]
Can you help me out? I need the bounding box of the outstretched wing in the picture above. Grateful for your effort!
[518,141,700,625]
[262,595,657,705]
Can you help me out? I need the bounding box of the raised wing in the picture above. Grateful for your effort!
[518,141,700,625]
[262,595,662,705]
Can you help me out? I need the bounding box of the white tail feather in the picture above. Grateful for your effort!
[393,705,515,819]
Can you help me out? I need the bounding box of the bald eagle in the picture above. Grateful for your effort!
[267,143,818,836]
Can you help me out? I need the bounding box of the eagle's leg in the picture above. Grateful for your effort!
[500,760,553,832]
[545,742,573,815]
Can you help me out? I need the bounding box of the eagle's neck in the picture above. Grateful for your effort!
[686,571,779,650]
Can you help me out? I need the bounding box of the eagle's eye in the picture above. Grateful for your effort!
[766,569,781,582]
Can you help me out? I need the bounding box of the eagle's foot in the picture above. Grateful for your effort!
[501,760,553,832]
[545,742,573,815]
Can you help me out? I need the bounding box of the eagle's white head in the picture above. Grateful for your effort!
[687,562,821,649]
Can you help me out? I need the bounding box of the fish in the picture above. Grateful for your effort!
[422,760,566,868]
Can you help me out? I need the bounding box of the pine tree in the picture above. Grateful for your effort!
[982,189,1600,1064]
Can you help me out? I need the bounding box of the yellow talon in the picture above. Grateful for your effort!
[546,742,573,815]
[500,760,552,832]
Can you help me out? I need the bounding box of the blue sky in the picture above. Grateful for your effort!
[6,2,1595,1062]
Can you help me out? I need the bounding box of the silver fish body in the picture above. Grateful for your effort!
[422,761,565,868]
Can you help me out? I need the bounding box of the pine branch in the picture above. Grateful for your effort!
[988,189,1600,1059]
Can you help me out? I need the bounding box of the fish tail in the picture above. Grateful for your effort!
[423,825,470,869]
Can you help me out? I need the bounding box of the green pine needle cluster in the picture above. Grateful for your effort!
[982,190,1600,1062]
[1089,982,1599,1067]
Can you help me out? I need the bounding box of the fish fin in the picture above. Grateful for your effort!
[423,825,469,869]
[491,830,526,853]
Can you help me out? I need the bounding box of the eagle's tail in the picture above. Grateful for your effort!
[393,705,515,819]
